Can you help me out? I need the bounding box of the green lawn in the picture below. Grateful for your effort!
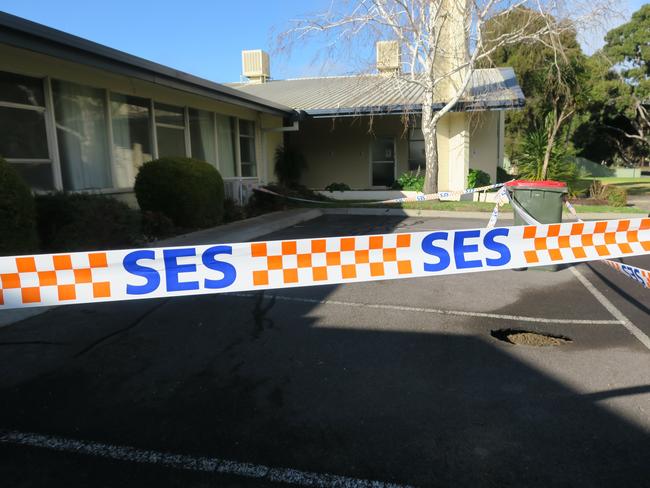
[581,176,650,196]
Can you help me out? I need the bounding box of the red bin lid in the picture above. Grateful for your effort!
[505,179,567,188]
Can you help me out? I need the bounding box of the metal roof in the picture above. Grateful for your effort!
[0,12,294,117]
[229,68,525,117]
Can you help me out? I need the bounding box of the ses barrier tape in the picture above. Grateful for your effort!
[562,199,650,290]
[0,218,649,310]
[255,181,506,206]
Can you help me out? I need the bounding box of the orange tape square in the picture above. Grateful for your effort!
[341,264,357,279]
[524,251,539,263]
[627,230,639,243]
[558,236,571,248]
[311,239,326,253]
[370,262,384,276]
[282,241,297,255]
[283,268,298,283]
[53,255,73,270]
[251,243,267,258]
[74,268,92,284]
[547,224,561,237]
[267,255,283,270]
[534,238,547,250]
[581,234,594,247]
[396,234,411,247]
[312,267,328,281]
[572,247,587,259]
[297,254,312,268]
[523,226,537,239]
[369,236,383,249]
[616,220,630,232]
[383,248,397,262]
[57,284,76,301]
[340,238,355,252]
[0,290,3,305]
[548,249,563,261]
[594,222,608,234]
[618,243,633,254]
[640,218,650,230]
[16,257,36,273]
[570,223,585,235]
[595,245,610,257]
[355,250,369,264]
[1,273,20,289]
[326,252,341,266]
[253,270,269,286]
[397,260,412,274]
[92,282,111,298]
[88,252,108,268]
[642,241,650,252]
[38,271,57,287]
[604,233,616,245]
[21,287,40,304]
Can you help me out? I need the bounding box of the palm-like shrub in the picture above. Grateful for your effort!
[515,128,578,183]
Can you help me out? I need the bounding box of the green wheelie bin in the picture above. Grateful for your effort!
[506,180,568,271]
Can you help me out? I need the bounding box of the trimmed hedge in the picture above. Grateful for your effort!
[467,168,491,188]
[36,193,141,252]
[135,158,225,228]
[0,157,38,256]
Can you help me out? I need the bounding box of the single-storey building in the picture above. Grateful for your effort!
[0,11,524,204]
[230,61,524,191]
[0,12,293,205]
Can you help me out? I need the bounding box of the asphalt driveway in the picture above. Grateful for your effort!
[0,214,649,487]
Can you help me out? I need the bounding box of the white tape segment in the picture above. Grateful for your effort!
[562,199,650,290]
[256,181,506,206]
[0,218,648,310]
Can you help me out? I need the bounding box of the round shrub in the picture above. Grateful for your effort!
[135,158,225,228]
[36,193,141,252]
[467,168,491,189]
[0,157,38,256]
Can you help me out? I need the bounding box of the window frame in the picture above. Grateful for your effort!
[0,69,262,194]
[368,136,397,188]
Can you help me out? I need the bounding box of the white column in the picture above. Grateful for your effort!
[447,113,470,194]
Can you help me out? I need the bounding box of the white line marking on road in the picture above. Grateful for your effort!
[570,265,650,351]
[0,430,413,488]
[229,293,622,325]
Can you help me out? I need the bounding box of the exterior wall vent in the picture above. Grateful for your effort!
[242,50,270,83]
[376,40,401,75]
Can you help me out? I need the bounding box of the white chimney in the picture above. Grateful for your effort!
[376,40,401,75]
[436,0,469,99]
[242,50,270,83]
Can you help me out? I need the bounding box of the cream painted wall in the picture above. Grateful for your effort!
[469,111,500,183]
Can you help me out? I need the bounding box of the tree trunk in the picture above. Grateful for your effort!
[422,91,439,194]
[541,110,562,180]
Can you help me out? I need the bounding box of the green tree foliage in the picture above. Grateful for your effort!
[483,7,588,162]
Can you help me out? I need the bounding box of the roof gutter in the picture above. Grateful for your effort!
[0,12,295,118]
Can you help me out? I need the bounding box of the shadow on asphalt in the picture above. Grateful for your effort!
[0,215,648,487]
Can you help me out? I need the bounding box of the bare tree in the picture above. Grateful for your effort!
[280,0,617,193]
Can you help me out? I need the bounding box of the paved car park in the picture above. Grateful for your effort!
[0,214,649,487]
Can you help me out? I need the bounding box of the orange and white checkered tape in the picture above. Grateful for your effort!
[0,218,648,310]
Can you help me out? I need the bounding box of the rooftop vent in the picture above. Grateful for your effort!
[376,40,401,75]
[242,49,270,84]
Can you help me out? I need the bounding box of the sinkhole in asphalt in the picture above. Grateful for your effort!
[491,329,573,347]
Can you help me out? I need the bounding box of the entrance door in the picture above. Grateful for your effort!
[371,137,396,187]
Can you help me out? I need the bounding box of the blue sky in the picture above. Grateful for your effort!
[0,0,647,83]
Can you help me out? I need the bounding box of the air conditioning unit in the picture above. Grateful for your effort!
[242,50,270,83]
[224,179,259,205]
[376,40,401,74]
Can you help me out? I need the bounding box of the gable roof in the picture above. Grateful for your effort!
[0,12,294,117]
[229,68,525,117]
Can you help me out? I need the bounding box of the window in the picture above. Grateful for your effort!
[0,71,54,190]
[189,108,216,167]
[52,80,112,191]
[238,119,257,177]
[155,103,186,158]
[110,94,152,188]
[216,115,236,177]
[371,137,395,186]
[408,126,426,172]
